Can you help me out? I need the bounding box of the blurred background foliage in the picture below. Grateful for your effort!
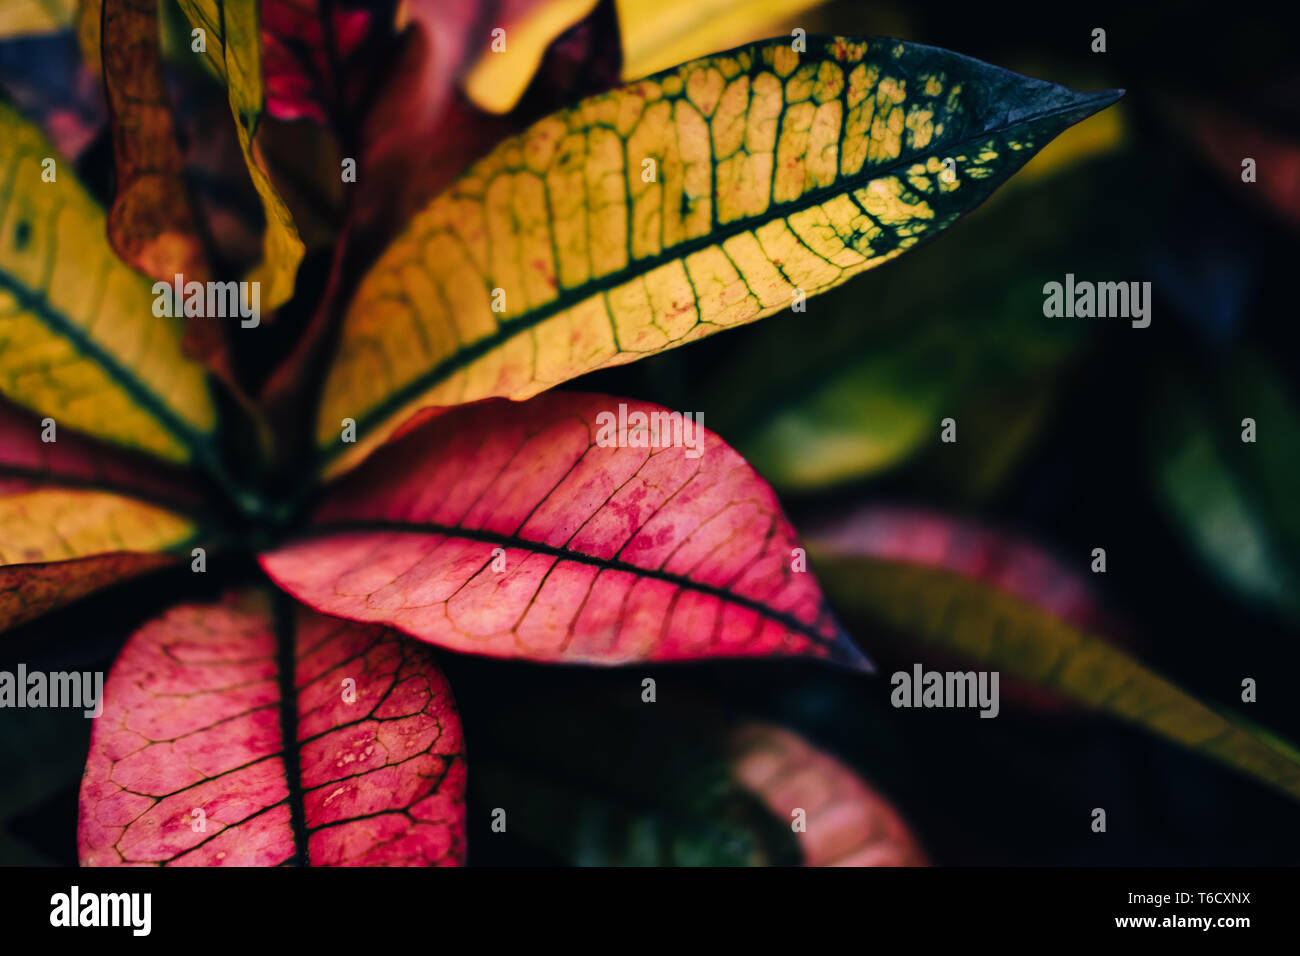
[1,0,1297,864]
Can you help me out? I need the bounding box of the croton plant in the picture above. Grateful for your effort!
[2,0,1298,868]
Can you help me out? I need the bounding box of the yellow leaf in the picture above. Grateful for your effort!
[462,0,602,114]
[175,0,305,310]
[810,552,1300,804]
[317,35,1120,476]
[0,0,76,37]
[0,101,218,464]
[0,488,195,630]
[616,0,823,80]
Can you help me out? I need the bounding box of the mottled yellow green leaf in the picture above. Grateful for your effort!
[0,0,75,37]
[0,489,194,631]
[318,35,1120,476]
[810,550,1300,803]
[462,0,601,114]
[175,0,304,310]
[0,101,217,464]
[616,0,823,80]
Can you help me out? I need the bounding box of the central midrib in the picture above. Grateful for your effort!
[273,591,312,865]
[300,518,836,646]
[0,267,213,462]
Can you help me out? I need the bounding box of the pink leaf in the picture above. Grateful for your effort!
[731,723,927,866]
[78,591,466,866]
[262,393,863,667]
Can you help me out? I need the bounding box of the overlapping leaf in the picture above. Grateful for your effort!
[459,0,601,114]
[0,398,203,631]
[0,396,203,504]
[261,0,624,440]
[806,507,1300,803]
[97,0,252,387]
[175,0,304,310]
[79,591,466,866]
[731,723,926,866]
[375,0,604,121]
[810,507,1115,631]
[0,100,218,464]
[315,35,1121,475]
[101,0,209,284]
[615,0,822,80]
[264,392,859,665]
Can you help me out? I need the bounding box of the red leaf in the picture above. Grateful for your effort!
[78,591,466,866]
[261,393,863,667]
[731,723,927,866]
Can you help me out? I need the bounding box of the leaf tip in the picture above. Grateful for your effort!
[826,625,874,674]
[1071,87,1126,122]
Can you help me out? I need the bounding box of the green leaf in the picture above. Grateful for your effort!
[808,531,1300,804]
[1147,350,1300,620]
[701,156,1140,491]
[315,34,1121,476]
